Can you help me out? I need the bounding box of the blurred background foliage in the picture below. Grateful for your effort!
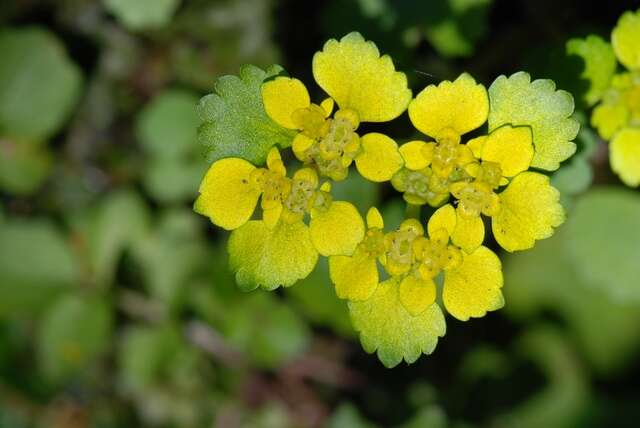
[1,0,640,427]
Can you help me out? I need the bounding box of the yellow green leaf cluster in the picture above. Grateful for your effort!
[577,9,640,187]
[193,32,578,367]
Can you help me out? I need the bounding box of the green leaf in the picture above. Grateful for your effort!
[71,189,150,288]
[223,292,310,368]
[424,0,493,58]
[488,71,580,171]
[329,170,379,214]
[0,138,52,195]
[104,0,181,30]
[197,64,296,165]
[119,324,183,391]
[133,209,209,309]
[564,188,640,303]
[566,36,617,106]
[492,327,589,428]
[349,278,445,368]
[37,294,112,382]
[137,89,200,160]
[504,227,640,374]
[327,403,376,428]
[0,27,81,141]
[0,219,77,317]
[143,158,207,204]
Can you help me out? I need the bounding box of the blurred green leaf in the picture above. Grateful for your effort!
[402,405,448,428]
[104,0,181,31]
[143,157,206,204]
[133,209,209,309]
[285,258,354,337]
[423,0,493,58]
[504,227,640,374]
[330,170,379,214]
[223,292,310,368]
[137,89,200,160]
[564,188,640,303]
[79,189,150,288]
[492,327,590,428]
[0,138,52,195]
[0,27,81,141]
[197,64,296,165]
[0,218,77,317]
[327,403,376,428]
[119,324,184,391]
[37,294,112,382]
[566,36,616,106]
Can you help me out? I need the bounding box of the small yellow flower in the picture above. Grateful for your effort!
[260,32,411,182]
[194,147,365,290]
[589,9,640,186]
[400,73,565,253]
[345,208,504,367]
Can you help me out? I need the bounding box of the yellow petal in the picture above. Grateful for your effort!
[320,97,334,117]
[451,210,484,254]
[366,207,384,229]
[408,73,489,138]
[292,132,315,161]
[610,127,640,187]
[262,204,282,228]
[399,275,436,316]
[194,158,260,230]
[329,253,378,300]
[427,204,456,238]
[348,278,446,368]
[399,140,432,170]
[481,125,534,177]
[591,102,629,140]
[261,77,311,129]
[228,220,318,290]
[310,201,365,256]
[266,147,286,176]
[293,167,319,188]
[312,32,412,122]
[612,9,640,70]
[355,133,404,182]
[466,135,486,158]
[492,172,565,252]
[443,246,504,321]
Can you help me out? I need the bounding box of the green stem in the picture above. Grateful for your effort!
[405,203,421,220]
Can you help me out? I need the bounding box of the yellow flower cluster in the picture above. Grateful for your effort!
[194,32,577,367]
[590,9,640,186]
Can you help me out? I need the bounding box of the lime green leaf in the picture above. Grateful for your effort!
[37,294,112,382]
[0,138,52,195]
[223,292,310,368]
[492,327,589,428]
[0,219,77,317]
[566,36,617,106]
[197,64,296,165]
[137,89,200,160]
[564,188,640,303]
[285,258,354,337]
[104,0,180,30]
[612,9,640,70]
[0,27,81,141]
[349,278,445,368]
[504,228,640,375]
[228,220,318,291]
[488,71,579,171]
